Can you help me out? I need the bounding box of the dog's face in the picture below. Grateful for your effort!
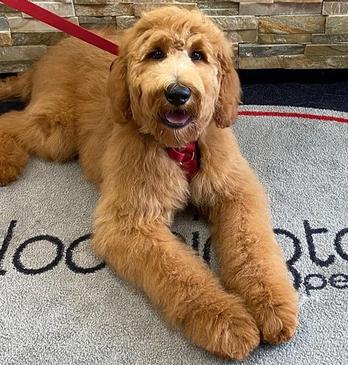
[108,7,240,148]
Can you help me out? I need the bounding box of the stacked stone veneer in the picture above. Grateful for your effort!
[0,0,347,73]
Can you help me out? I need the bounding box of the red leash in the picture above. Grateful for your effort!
[1,0,119,55]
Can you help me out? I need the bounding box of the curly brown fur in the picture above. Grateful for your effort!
[0,7,298,359]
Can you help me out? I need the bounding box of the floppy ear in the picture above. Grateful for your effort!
[107,51,131,124]
[214,41,241,128]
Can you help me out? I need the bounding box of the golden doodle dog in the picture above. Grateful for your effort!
[0,7,298,359]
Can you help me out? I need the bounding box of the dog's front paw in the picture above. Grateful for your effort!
[255,291,298,344]
[0,133,28,186]
[182,296,260,359]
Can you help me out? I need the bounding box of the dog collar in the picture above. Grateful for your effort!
[167,142,199,181]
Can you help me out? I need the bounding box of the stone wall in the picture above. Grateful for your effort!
[0,0,347,73]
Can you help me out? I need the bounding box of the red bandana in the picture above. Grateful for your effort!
[167,142,199,181]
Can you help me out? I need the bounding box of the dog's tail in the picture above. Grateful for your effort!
[0,69,33,102]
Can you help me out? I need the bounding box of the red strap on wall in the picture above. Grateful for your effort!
[1,0,119,55]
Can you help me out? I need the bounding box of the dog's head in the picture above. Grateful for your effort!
[108,7,240,147]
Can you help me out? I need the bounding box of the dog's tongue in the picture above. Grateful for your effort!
[165,110,190,126]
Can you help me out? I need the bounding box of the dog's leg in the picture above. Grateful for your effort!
[93,210,259,359]
[0,100,77,185]
[91,139,260,359]
[192,126,298,345]
[0,110,29,185]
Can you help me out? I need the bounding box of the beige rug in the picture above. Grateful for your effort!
[1,105,347,364]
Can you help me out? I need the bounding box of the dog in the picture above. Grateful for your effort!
[0,7,298,359]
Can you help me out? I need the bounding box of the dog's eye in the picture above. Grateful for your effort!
[190,50,205,62]
[147,49,165,60]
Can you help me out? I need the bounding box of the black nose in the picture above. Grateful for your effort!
[165,84,191,106]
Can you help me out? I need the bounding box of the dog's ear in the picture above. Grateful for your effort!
[213,40,241,128]
[107,48,131,124]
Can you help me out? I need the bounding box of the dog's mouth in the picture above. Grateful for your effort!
[161,110,192,129]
